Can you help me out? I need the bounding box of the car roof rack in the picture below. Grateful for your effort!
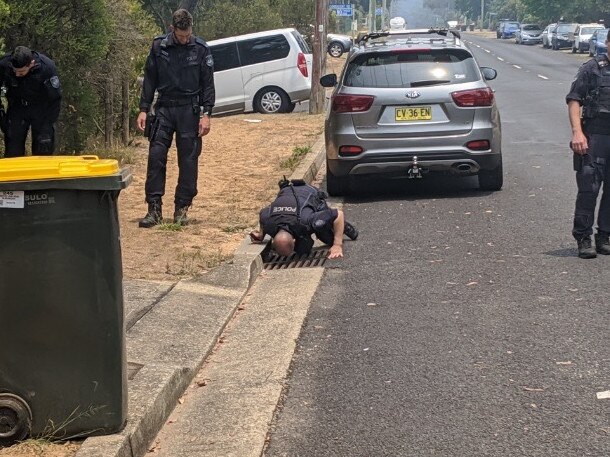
[355,28,462,47]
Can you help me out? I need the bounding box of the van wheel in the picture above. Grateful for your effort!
[286,102,296,113]
[326,163,349,196]
[254,87,291,114]
[328,42,345,58]
[478,163,503,191]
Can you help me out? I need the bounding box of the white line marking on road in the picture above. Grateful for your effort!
[475,44,481,48]
[484,49,491,53]
[597,391,610,400]
[537,74,549,80]
[513,65,522,69]
[497,57,505,61]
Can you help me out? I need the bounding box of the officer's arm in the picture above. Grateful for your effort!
[199,45,215,115]
[44,61,62,123]
[139,46,158,113]
[569,100,588,155]
[328,210,345,259]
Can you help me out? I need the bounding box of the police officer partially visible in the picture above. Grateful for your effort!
[567,29,610,258]
[136,9,215,227]
[0,46,61,157]
[250,178,358,259]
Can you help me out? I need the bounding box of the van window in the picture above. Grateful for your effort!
[291,31,311,53]
[210,42,240,72]
[238,34,291,66]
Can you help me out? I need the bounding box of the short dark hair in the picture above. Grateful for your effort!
[172,9,193,30]
[11,46,33,68]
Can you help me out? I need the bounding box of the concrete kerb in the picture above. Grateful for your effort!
[75,134,326,457]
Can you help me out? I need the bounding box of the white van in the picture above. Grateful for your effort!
[208,28,312,115]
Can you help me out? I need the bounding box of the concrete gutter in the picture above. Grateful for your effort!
[75,134,326,457]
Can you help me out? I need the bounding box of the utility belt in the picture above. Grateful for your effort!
[156,95,198,109]
[9,98,44,108]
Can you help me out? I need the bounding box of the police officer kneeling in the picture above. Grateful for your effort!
[250,179,358,259]
[567,29,610,258]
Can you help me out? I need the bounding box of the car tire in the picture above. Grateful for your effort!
[478,163,503,191]
[285,102,296,113]
[326,163,349,196]
[254,87,291,114]
[328,42,345,58]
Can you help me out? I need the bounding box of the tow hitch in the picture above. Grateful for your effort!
[408,155,423,179]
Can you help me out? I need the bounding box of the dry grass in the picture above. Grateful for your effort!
[0,441,80,457]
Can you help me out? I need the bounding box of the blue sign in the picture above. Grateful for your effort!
[375,7,383,14]
[334,7,353,16]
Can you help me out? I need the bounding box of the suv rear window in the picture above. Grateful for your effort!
[344,49,480,88]
[238,34,290,66]
[291,31,311,53]
[582,27,602,35]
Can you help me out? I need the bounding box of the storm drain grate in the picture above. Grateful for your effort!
[264,248,329,270]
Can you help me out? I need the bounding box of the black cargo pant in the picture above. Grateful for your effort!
[573,133,610,239]
[145,104,202,207]
[3,105,55,157]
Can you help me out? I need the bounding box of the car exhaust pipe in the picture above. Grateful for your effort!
[456,163,473,172]
[408,156,423,178]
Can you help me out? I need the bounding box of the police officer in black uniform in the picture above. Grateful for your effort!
[137,9,215,227]
[567,29,610,258]
[0,46,61,157]
[250,179,358,259]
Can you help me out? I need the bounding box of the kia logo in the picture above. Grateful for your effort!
[405,91,421,99]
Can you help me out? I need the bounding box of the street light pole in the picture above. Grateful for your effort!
[309,0,327,114]
[480,0,484,31]
[381,0,386,30]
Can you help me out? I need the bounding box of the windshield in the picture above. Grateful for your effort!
[582,27,602,35]
[506,22,519,28]
[595,29,609,39]
[344,49,480,88]
[523,25,540,31]
[557,24,577,33]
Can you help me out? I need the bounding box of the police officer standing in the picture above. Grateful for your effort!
[0,46,61,157]
[136,9,215,227]
[567,29,610,258]
[250,179,358,259]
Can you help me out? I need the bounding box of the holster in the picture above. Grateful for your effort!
[144,112,156,140]
[573,153,592,172]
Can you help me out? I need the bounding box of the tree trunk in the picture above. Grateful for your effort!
[121,77,129,145]
[309,0,327,114]
[104,77,113,149]
[178,0,199,12]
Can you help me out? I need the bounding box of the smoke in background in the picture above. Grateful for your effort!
[390,0,455,28]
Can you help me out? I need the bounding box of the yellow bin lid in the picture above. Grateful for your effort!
[0,155,120,182]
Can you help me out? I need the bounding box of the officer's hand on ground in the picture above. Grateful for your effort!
[328,245,343,259]
[249,230,264,243]
[571,131,589,155]
[199,116,211,137]
[136,112,147,132]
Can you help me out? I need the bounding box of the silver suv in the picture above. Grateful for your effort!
[320,30,502,196]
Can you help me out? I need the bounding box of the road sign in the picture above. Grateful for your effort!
[375,7,383,14]
[334,7,353,16]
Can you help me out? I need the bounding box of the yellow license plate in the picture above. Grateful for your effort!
[395,106,432,121]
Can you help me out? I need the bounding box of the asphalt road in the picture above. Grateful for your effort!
[264,35,610,456]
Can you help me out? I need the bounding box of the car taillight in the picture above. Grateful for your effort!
[451,88,494,107]
[297,52,308,77]
[332,94,374,113]
[338,145,363,156]
[466,140,491,151]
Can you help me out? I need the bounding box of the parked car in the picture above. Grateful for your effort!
[327,33,352,58]
[572,24,604,53]
[499,21,520,39]
[515,24,542,44]
[319,30,502,195]
[551,23,578,50]
[496,20,514,38]
[541,23,556,48]
[208,28,312,115]
[589,28,609,56]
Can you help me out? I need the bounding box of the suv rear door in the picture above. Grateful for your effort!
[340,48,486,139]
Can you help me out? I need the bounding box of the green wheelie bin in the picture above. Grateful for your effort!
[0,155,131,445]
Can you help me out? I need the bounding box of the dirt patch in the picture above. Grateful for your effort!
[0,441,80,457]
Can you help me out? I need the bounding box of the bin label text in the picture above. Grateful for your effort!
[0,191,24,209]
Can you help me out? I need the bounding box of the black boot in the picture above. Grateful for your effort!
[174,206,189,226]
[344,221,358,240]
[595,233,610,255]
[139,201,162,228]
[577,236,597,259]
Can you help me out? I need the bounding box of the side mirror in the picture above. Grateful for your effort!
[481,67,497,81]
[320,74,338,87]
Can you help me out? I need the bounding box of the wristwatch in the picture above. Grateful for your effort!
[200,106,212,118]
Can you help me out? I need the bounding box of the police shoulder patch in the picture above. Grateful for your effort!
[206,54,214,67]
[50,76,60,89]
[313,219,326,228]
